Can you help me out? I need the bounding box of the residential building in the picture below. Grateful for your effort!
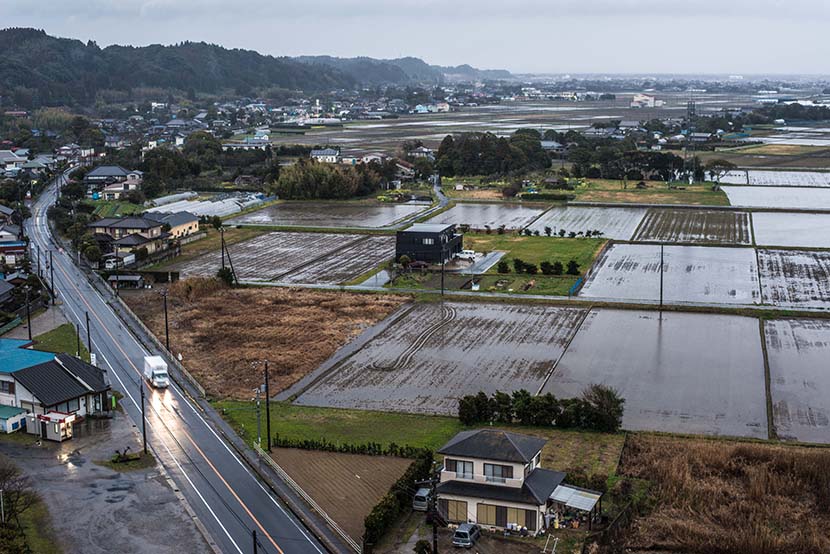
[84,165,143,186]
[0,204,13,224]
[0,223,20,243]
[87,215,169,256]
[310,148,341,163]
[0,150,26,171]
[436,430,566,534]
[143,211,200,239]
[410,146,435,160]
[396,223,462,264]
[540,141,567,155]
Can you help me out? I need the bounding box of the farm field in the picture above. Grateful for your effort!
[526,206,647,240]
[542,309,769,439]
[271,448,412,544]
[632,208,752,244]
[718,169,830,187]
[168,231,393,284]
[764,319,830,443]
[620,435,830,554]
[294,302,587,415]
[122,280,406,399]
[573,180,729,206]
[579,243,761,305]
[427,202,546,230]
[751,212,830,248]
[757,249,830,308]
[279,235,396,285]
[721,185,830,209]
[225,200,428,228]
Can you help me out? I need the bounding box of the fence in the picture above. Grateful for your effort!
[252,443,362,553]
[0,317,22,336]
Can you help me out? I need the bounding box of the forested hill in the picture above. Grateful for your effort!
[294,55,513,85]
[0,28,355,107]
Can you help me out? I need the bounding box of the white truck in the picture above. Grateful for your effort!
[143,356,170,388]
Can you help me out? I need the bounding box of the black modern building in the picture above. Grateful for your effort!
[396,223,463,264]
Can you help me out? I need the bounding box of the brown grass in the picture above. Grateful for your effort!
[619,435,830,554]
[123,279,406,399]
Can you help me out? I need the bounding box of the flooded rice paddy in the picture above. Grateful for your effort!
[527,206,646,239]
[427,202,546,230]
[171,231,395,284]
[226,201,428,228]
[751,212,830,248]
[541,309,769,439]
[579,243,761,305]
[294,302,586,415]
[719,170,830,187]
[764,319,830,443]
[633,209,752,244]
[757,249,830,308]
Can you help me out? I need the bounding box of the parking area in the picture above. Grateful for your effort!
[295,302,586,415]
[541,309,769,439]
[579,243,761,305]
[764,319,830,443]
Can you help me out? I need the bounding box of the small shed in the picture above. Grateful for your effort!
[25,411,75,442]
[107,274,145,289]
[548,484,603,530]
[0,405,26,433]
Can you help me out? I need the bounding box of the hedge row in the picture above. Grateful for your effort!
[271,434,429,459]
[363,450,434,550]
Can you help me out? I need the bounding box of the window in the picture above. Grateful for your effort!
[439,499,468,523]
[423,238,435,245]
[506,507,524,527]
[477,504,497,526]
[484,463,513,483]
[0,381,14,395]
[456,460,473,480]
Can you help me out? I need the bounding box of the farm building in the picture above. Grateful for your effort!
[395,223,462,264]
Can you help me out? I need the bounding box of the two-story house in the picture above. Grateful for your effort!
[436,430,567,534]
[84,165,143,198]
[88,215,170,256]
[143,211,200,239]
[396,223,463,265]
[310,148,341,163]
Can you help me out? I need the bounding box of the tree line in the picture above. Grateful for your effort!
[435,129,550,177]
[458,385,625,433]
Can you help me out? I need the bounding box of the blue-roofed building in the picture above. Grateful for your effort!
[0,339,55,373]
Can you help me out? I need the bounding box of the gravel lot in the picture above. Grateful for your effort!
[579,243,761,305]
[527,205,647,240]
[764,318,830,443]
[295,302,586,415]
[542,309,769,438]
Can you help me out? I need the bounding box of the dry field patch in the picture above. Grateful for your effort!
[123,279,406,399]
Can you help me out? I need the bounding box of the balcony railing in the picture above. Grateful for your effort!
[441,469,523,488]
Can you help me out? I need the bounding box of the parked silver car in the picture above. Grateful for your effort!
[412,488,431,511]
[452,523,481,548]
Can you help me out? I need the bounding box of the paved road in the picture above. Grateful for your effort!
[28,173,329,554]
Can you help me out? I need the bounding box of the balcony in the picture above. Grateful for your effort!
[440,469,523,488]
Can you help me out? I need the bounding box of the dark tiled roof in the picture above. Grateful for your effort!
[524,468,567,504]
[143,211,199,227]
[0,204,14,216]
[89,216,162,231]
[14,361,89,407]
[56,354,109,393]
[86,165,129,178]
[437,480,540,506]
[113,233,151,246]
[438,430,546,464]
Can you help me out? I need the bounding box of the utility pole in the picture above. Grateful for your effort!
[24,286,32,341]
[264,361,271,452]
[76,322,81,357]
[220,227,226,271]
[162,290,170,352]
[416,462,441,554]
[254,386,262,448]
[252,530,258,554]
[140,383,147,454]
[659,243,665,311]
[85,311,91,362]
[115,255,120,297]
[49,250,55,305]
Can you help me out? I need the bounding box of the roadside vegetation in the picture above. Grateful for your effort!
[32,323,89,360]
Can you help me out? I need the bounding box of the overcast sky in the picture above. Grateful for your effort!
[2,0,829,75]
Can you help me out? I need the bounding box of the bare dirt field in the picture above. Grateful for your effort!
[295,301,587,415]
[122,279,406,399]
[542,309,768,439]
[169,231,395,284]
[758,249,830,308]
[632,209,752,244]
[620,434,830,554]
[765,319,830,443]
[272,448,412,544]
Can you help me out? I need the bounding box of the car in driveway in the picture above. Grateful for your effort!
[413,487,431,511]
[452,523,481,548]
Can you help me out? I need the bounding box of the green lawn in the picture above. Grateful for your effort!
[86,200,144,218]
[215,401,625,478]
[33,323,90,360]
[19,495,62,554]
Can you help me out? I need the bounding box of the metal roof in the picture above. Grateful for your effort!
[0,339,55,373]
[0,405,25,419]
[403,223,455,234]
[550,485,601,512]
